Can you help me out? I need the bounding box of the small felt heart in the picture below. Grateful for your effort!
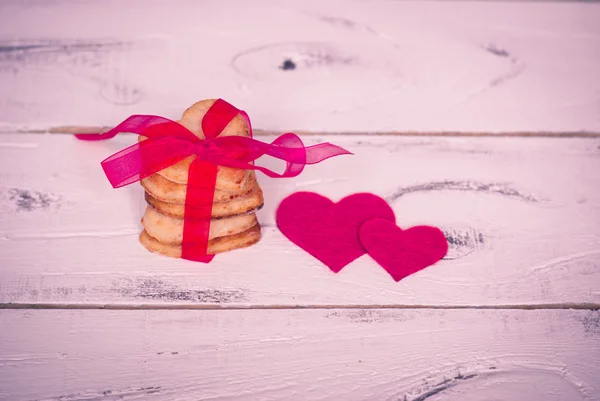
[359,218,448,282]
[276,192,395,272]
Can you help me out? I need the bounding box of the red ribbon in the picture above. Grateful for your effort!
[76,99,352,262]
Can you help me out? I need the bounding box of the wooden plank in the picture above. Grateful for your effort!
[0,308,598,401]
[0,1,599,133]
[1,133,599,307]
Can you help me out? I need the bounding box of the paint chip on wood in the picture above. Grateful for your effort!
[4,188,61,211]
[327,309,420,324]
[443,227,487,260]
[131,278,245,303]
[581,310,600,335]
[387,181,540,203]
[38,385,162,400]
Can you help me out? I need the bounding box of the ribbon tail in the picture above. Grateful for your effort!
[181,159,217,262]
[207,133,353,179]
[75,131,120,141]
[100,136,196,188]
[304,142,353,164]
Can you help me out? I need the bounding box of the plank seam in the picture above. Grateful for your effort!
[1,303,599,311]
[2,128,600,138]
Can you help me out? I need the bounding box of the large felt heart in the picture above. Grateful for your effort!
[359,218,448,282]
[276,192,395,272]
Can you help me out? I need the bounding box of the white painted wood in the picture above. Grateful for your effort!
[1,133,599,307]
[1,2,598,399]
[0,309,598,401]
[0,1,599,133]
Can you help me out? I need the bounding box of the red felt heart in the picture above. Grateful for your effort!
[276,192,396,272]
[359,218,448,282]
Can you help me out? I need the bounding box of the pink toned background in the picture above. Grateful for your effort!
[0,1,599,400]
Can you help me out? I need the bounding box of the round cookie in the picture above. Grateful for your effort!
[142,205,258,245]
[141,170,256,204]
[138,99,251,191]
[139,224,261,258]
[145,181,264,219]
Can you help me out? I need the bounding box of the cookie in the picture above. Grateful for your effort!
[138,99,251,191]
[140,170,256,204]
[142,205,258,245]
[139,224,261,258]
[144,181,264,219]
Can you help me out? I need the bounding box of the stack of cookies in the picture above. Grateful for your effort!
[138,99,264,258]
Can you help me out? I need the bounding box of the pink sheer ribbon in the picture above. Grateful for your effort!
[76,99,352,262]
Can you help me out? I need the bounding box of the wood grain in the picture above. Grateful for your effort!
[0,1,599,133]
[1,133,599,307]
[1,2,599,399]
[0,309,598,401]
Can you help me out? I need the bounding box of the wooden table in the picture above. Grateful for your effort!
[1,1,599,400]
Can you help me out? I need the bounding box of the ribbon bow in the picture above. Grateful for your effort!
[76,99,351,262]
